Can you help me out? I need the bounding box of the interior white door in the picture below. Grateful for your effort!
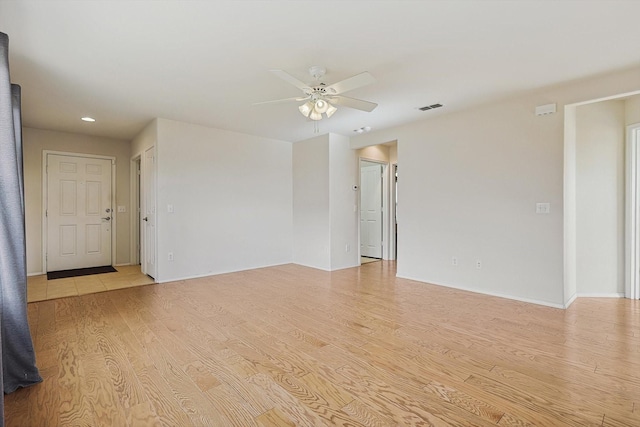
[361,163,383,258]
[626,123,640,299]
[142,146,157,279]
[46,154,112,271]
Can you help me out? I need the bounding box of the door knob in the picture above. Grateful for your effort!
[102,216,111,221]
[143,217,148,221]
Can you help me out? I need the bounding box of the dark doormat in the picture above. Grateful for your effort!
[47,265,117,280]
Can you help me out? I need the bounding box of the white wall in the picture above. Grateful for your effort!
[627,96,640,125]
[357,144,390,163]
[575,100,625,296]
[155,118,293,282]
[131,119,157,159]
[350,66,640,308]
[392,101,564,306]
[293,133,360,271]
[329,134,359,270]
[390,143,398,165]
[23,128,131,274]
[292,135,331,270]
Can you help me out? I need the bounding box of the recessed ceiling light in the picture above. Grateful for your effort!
[81,117,96,122]
[353,126,372,134]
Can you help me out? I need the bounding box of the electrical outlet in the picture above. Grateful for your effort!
[168,252,174,261]
[452,256,458,266]
[475,259,482,269]
[345,244,351,253]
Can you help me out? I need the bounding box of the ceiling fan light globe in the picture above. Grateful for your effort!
[326,104,337,118]
[315,99,329,113]
[298,101,313,117]
[309,110,322,121]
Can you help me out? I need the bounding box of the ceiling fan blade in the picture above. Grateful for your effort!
[325,72,375,95]
[329,95,378,112]
[270,69,311,91]
[253,96,309,106]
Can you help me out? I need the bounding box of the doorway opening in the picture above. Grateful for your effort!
[355,141,397,266]
[564,90,640,305]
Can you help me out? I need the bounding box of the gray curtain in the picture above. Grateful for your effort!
[0,32,42,414]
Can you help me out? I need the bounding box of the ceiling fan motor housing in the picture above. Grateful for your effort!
[308,65,326,80]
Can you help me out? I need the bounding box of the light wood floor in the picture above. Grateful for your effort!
[6,261,640,426]
[27,265,155,303]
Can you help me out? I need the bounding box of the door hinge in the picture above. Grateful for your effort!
[45,210,48,217]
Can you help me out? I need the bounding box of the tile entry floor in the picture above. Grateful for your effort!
[27,264,155,303]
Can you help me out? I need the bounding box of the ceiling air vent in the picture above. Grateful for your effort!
[419,103,443,111]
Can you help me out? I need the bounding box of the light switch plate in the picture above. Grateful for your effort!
[536,202,550,214]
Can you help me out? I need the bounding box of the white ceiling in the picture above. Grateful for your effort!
[2,1,639,143]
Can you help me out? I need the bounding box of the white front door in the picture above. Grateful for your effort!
[142,146,157,279]
[46,154,112,271]
[361,163,383,258]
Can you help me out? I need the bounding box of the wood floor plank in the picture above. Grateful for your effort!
[340,398,396,427]
[4,381,33,427]
[246,372,332,427]
[134,364,194,426]
[6,261,640,426]
[125,401,162,426]
[84,294,148,410]
[255,407,296,427]
[82,356,128,426]
[205,383,261,427]
[27,365,60,427]
[57,341,97,426]
[465,373,605,426]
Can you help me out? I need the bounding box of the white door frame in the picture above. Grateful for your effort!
[42,150,116,273]
[391,162,398,261]
[626,123,640,300]
[359,157,391,260]
[130,155,141,266]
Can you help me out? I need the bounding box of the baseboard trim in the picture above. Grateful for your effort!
[576,292,625,298]
[564,292,578,309]
[114,263,131,267]
[291,262,332,272]
[157,262,295,284]
[395,274,566,309]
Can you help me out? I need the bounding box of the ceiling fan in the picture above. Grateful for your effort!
[256,66,378,121]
